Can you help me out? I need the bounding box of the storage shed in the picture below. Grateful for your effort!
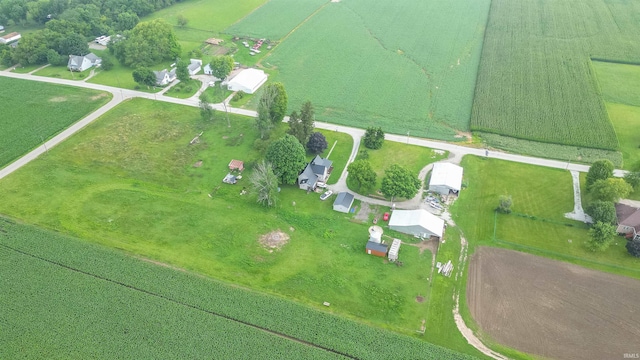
[389,209,445,239]
[228,159,244,171]
[366,241,388,257]
[388,239,401,262]
[227,68,268,94]
[429,162,463,195]
[333,192,354,213]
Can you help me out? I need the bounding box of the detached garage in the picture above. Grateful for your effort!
[429,162,463,195]
[389,209,444,239]
[227,68,268,94]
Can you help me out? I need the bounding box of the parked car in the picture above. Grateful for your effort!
[428,201,443,210]
[383,212,390,221]
[320,190,333,200]
[317,182,327,189]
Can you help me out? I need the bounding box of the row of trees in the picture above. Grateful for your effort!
[584,159,640,254]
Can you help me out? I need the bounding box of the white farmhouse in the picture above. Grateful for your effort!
[67,53,101,72]
[388,209,445,239]
[227,68,267,94]
[154,68,177,86]
[428,162,463,196]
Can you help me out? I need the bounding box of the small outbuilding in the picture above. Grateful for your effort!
[389,209,445,239]
[429,162,463,196]
[388,239,401,262]
[188,59,202,75]
[333,192,355,213]
[228,159,244,172]
[0,25,5,33]
[368,225,383,243]
[366,241,388,257]
[227,68,268,94]
[0,31,20,44]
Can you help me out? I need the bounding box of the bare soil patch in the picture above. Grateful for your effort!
[193,160,203,168]
[354,202,372,222]
[49,96,68,102]
[415,295,424,303]
[259,230,290,252]
[90,93,108,101]
[467,247,640,360]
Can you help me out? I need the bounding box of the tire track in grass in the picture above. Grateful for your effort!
[0,242,356,360]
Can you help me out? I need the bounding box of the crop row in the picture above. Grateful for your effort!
[0,218,474,360]
[471,0,640,150]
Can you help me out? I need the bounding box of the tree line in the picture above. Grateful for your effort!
[0,0,185,67]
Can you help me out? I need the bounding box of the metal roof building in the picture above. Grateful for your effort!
[388,209,445,239]
[429,162,463,195]
[227,68,268,94]
[333,192,354,213]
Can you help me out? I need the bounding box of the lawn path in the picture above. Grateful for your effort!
[564,170,591,223]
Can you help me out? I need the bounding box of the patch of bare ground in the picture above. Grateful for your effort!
[259,230,290,252]
[467,247,640,360]
[49,96,68,102]
[90,93,108,101]
[354,202,372,222]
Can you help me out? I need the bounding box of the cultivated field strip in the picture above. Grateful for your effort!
[0,219,474,360]
[472,0,640,150]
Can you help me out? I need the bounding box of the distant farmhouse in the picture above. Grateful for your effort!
[154,68,177,86]
[298,155,333,191]
[0,32,21,44]
[68,53,101,72]
[227,68,267,94]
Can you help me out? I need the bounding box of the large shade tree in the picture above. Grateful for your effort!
[381,164,420,202]
[586,159,614,189]
[113,19,181,67]
[250,160,279,207]
[208,55,234,80]
[265,134,306,185]
[347,159,377,192]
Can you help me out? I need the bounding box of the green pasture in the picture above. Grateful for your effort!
[0,77,110,168]
[33,64,91,80]
[164,79,201,99]
[348,141,447,196]
[472,0,640,150]
[11,63,42,73]
[202,84,233,103]
[259,0,489,141]
[0,98,458,340]
[145,0,266,33]
[452,156,640,279]
[593,61,640,170]
[0,219,473,360]
[224,0,327,40]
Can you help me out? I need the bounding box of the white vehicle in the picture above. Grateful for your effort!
[428,201,443,210]
[320,190,333,200]
[317,182,327,189]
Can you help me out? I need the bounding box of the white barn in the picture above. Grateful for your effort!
[429,162,463,195]
[227,68,267,94]
[389,209,445,239]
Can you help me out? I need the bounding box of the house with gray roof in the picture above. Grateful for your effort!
[188,59,202,75]
[297,155,333,190]
[67,53,101,72]
[154,68,177,86]
[333,192,354,213]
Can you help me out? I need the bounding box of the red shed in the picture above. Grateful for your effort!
[366,241,388,257]
[228,159,244,171]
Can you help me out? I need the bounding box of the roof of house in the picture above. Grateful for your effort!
[616,203,640,232]
[333,192,354,209]
[154,68,176,83]
[228,159,244,170]
[389,209,445,237]
[228,68,267,90]
[188,59,202,72]
[2,32,19,39]
[429,162,463,191]
[205,38,223,45]
[85,52,100,62]
[309,155,332,177]
[366,241,388,253]
[68,53,100,68]
[298,165,318,184]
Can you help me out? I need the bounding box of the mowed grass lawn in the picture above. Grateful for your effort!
[254,0,489,141]
[0,99,442,337]
[349,141,447,197]
[33,65,91,80]
[0,77,111,168]
[313,129,353,185]
[453,156,640,279]
[594,61,640,170]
